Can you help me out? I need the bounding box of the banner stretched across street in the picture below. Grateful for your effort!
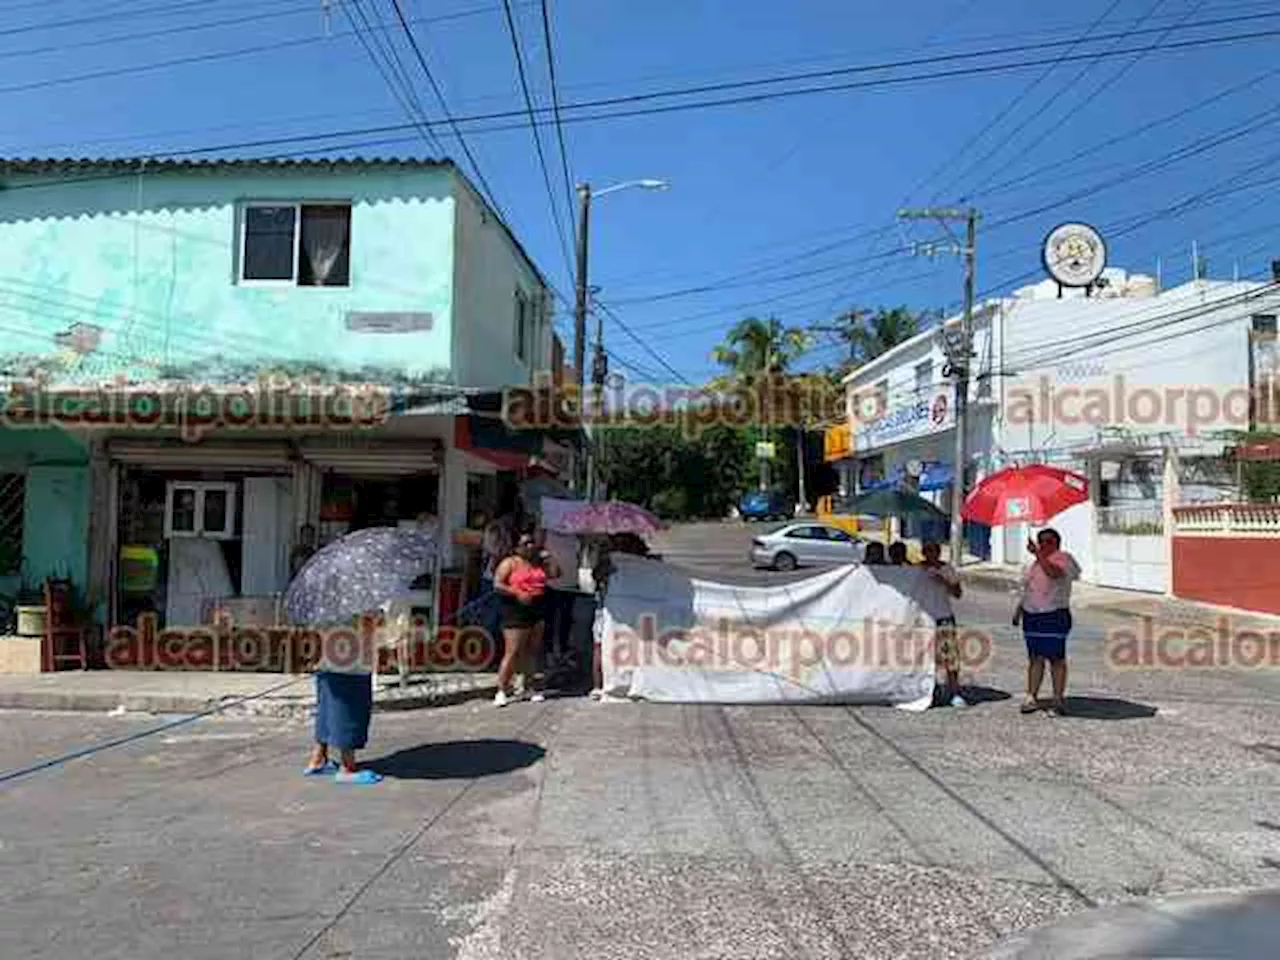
[597,555,954,707]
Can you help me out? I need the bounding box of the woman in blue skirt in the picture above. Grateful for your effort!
[305,636,382,784]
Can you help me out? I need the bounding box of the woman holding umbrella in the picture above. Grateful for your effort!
[493,526,561,707]
[289,525,440,785]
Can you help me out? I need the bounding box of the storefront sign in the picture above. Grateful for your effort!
[345,312,433,332]
[824,423,851,462]
[855,387,953,452]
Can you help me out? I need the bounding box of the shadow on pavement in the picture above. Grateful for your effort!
[367,739,546,780]
[985,888,1280,959]
[1062,695,1157,720]
[962,685,1012,704]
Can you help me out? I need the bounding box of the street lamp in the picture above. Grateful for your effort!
[572,178,669,499]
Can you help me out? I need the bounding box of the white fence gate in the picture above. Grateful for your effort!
[1094,505,1167,594]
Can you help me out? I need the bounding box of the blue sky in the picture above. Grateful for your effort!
[4,0,1280,384]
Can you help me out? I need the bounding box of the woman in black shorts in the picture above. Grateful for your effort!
[492,529,560,706]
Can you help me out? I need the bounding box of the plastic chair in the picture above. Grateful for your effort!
[42,578,88,671]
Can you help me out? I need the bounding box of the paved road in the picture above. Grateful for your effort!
[2,521,1279,959]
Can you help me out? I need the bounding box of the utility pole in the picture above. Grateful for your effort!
[759,341,772,492]
[589,287,608,500]
[897,206,979,566]
[573,183,592,497]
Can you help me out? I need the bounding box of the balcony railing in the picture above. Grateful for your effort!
[1096,504,1163,536]
[1172,503,1280,536]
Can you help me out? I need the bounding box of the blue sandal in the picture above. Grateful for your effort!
[334,769,382,785]
[304,759,339,776]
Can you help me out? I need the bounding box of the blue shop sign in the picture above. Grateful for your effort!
[856,387,953,451]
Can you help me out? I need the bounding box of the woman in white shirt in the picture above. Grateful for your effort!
[1015,528,1081,717]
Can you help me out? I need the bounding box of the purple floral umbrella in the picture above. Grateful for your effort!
[284,526,437,626]
[555,500,665,536]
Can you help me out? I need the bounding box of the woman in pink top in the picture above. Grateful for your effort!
[492,528,560,707]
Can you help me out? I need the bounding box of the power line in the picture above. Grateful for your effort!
[926,0,1126,205]
[0,0,233,39]
[538,0,577,238]
[607,246,918,306]
[386,0,508,223]
[961,0,1189,201]
[341,0,445,156]
[1,0,317,63]
[499,0,574,279]
[593,300,694,385]
[4,10,1280,127]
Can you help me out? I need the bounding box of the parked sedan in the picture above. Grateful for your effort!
[749,522,867,571]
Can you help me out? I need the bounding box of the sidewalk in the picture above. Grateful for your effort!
[0,670,499,718]
[961,562,1280,629]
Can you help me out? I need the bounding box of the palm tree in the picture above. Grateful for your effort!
[711,316,811,502]
[827,306,925,376]
[710,316,809,384]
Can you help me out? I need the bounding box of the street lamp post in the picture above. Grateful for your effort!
[572,179,670,500]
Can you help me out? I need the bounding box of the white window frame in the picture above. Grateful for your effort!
[238,201,352,287]
[164,481,237,540]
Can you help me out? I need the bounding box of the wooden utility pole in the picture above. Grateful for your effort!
[897,206,979,566]
[573,184,592,496]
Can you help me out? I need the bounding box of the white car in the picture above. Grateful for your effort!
[749,522,867,571]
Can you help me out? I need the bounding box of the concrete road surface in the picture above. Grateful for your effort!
[3,520,1280,959]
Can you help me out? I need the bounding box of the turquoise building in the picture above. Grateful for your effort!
[0,158,562,637]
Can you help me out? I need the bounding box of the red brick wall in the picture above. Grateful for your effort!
[1173,536,1280,614]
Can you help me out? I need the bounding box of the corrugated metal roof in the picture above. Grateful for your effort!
[0,156,450,174]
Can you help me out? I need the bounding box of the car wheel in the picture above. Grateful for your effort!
[772,551,797,572]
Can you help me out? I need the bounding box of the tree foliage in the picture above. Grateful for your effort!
[710,316,809,385]
[596,424,753,520]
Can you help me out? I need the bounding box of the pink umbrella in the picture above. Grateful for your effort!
[556,500,665,535]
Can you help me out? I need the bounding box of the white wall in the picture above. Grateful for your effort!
[450,176,553,389]
[995,280,1276,456]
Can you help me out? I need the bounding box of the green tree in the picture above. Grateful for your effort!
[825,306,929,377]
[597,425,752,520]
[710,316,809,384]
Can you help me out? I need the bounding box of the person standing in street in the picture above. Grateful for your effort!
[920,541,965,708]
[492,528,560,707]
[1016,528,1081,717]
[481,493,520,657]
[304,613,382,785]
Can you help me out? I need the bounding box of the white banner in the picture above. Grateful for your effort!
[599,556,949,707]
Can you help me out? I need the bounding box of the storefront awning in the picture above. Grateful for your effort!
[396,388,582,440]
[454,416,564,475]
[865,460,954,492]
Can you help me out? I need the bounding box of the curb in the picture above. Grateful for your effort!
[0,680,500,718]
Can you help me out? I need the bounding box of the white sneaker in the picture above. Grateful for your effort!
[950,694,968,708]
[494,690,511,708]
[588,688,603,701]
[529,692,545,703]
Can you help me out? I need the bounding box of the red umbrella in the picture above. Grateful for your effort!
[961,464,1089,526]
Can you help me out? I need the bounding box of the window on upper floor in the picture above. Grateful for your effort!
[514,290,536,363]
[240,203,351,286]
[914,359,933,396]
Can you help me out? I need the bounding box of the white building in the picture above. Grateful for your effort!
[841,267,1280,592]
